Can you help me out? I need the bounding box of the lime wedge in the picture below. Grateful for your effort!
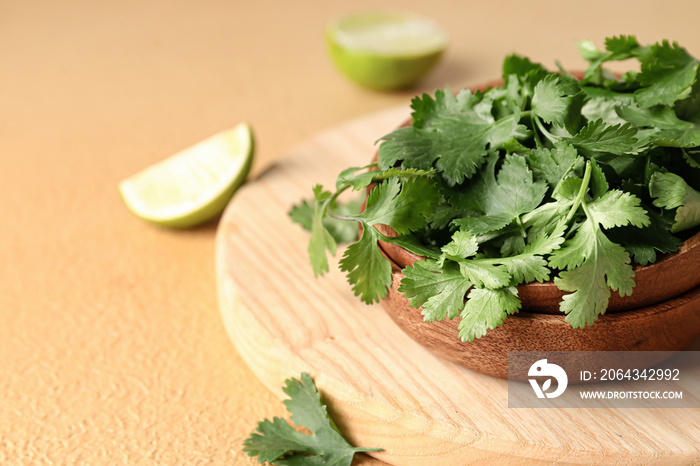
[119,123,254,228]
[326,11,448,91]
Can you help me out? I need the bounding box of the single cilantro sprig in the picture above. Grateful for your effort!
[290,166,438,304]
[549,163,650,327]
[289,196,363,245]
[306,185,341,277]
[244,373,382,465]
[339,176,439,303]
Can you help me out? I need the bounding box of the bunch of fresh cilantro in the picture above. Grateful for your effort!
[291,36,700,342]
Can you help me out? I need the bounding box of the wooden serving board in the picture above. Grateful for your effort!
[216,105,700,465]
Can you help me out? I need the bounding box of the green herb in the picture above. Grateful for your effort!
[290,35,700,341]
[650,171,700,232]
[244,373,382,465]
[288,196,362,245]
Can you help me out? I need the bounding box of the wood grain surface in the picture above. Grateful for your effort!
[216,105,700,465]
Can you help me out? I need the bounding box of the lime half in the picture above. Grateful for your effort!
[326,11,448,91]
[119,123,254,228]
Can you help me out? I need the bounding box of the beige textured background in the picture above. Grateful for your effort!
[2,1,700,464]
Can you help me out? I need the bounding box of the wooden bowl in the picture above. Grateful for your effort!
[380,244,700,380]
[373,76,700,379]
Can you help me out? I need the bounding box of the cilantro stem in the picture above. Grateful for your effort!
[326,185,355,222]
[515,216,527,237]
[327,211,357,222]
[533,115,559,145]
[475,224,519,244]
[330,170,435,222]
[531,114,544,147]
[564,160,592,224]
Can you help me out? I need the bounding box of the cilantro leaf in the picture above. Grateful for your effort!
[244,373,381,465]
[357,177,438,235]
[458,287,521,342]
[634,40,699,108]
[441,230,479,259]
[650,171,700,232]
[452,154,547,235]
[566,119,641,155]
[497,253,550,283]
[502,54,548,81]
[553,223,635,328]
[289,199,317,231]
[549,188,649,271]
[532,74,582,128]
[307,186,338,277]
[579,35,641,85]
[616,104,693,130]
[399,259,472,322]
[615,104,700,148]
[497,231,526,256]
[588,159,610,200]
[651,128,700,149]
[607,210,683,265]
[459,261,511,289]
[378,89,529,185]
[409,87,493,128]
[577,40,607,62]
[501,55,549,112]
[520,182,579,241]
[290,198,361,245]
[452,214,512,236]
[580,92,633,126]
[605,35,642,56]
[376,126,433,170]
[587,189,650,229]
[675,78,700,125]
[339,227,392,305]
[553,176,584,202]
[527,142,583,188]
